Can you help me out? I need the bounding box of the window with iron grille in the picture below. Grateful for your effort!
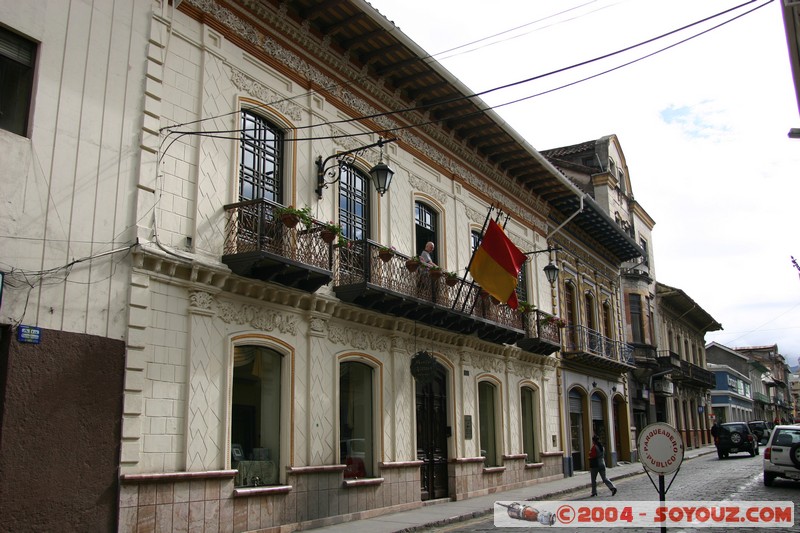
[339,164,370,241]
[239,109,283,203]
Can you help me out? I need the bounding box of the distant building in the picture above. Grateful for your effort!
[707,343,755,423]
[735,345,793,423]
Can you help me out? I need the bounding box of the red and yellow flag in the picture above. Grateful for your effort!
[470,219,527,309]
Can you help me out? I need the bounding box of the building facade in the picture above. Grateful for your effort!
[653,283,720,448]
[0,0,643,531]
[541,136,646,467]
[542,135,657,457]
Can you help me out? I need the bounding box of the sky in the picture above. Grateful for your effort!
[367,0,800,367]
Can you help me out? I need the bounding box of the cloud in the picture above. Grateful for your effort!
[659,102,729,139]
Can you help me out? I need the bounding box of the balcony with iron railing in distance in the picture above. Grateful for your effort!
[561,324,635,371]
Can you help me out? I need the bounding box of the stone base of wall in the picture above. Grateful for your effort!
[450,452,564,501]
[119,463,423,533]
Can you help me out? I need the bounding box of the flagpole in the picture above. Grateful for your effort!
[454,204,494,311]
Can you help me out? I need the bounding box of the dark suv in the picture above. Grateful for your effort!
[715,422,759,459]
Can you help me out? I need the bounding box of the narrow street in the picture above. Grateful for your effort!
[436,453,799,533]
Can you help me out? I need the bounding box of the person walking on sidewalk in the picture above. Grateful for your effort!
[589,434,617,497]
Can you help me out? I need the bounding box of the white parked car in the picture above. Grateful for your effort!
[763,425,800,486]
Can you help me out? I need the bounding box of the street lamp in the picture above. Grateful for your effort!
[316,137,396,198]
[524,247,560,285]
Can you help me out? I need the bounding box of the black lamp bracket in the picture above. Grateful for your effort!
[315,137,396,198]
[523,247,561,256]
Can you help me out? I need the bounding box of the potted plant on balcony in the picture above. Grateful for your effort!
[320,221,342,244]
[444,270,459,287]
[518,301,535,314]
[539,315,567,328]
[405,256,421,272]
[428,265,444,280]
[275,205,312,229]
[378,245,396,263]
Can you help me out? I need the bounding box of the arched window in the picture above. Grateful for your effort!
[564,283,577,350]
[415,201,438,261]
[629,294,644,343]
[584,292,596,331]
[478,380,499,467]
[339,164,370,242]
[231,346,282,487]
[602,301,613,339]
[239,109,283,203]
[340,361,374,478]
[521,386,539,462]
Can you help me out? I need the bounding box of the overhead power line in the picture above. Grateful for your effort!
[162,0,771,148]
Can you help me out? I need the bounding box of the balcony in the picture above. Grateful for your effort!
[753,391,770,404]
[517,310,562,355]
[333,241,559,352]
[561,325,635,372]
[630,343,658,366]
[677,360,715,388]
[222,199,333,293]
[656,350,682,371]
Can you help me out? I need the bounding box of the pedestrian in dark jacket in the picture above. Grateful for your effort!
[589,434,617,497]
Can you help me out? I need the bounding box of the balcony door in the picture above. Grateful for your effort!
[414,201,438,261]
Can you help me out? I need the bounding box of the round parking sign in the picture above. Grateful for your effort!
[638,422,684,474]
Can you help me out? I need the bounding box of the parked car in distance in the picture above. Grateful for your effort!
[715,422,758,459]
[748,420,772,445]
[763,425,800,486]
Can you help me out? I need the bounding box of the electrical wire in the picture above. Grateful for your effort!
[158,0,616,136]
[158,0,772,149]
[161,0,769,145]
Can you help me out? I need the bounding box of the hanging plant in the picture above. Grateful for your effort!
[274,205,312,229]
[406,256,421,272]
[378,245,396,263]
[320,221,342,244]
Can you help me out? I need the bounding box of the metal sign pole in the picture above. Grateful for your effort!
[659,474,666,533]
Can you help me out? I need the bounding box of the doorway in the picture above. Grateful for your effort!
[415,362,448,500]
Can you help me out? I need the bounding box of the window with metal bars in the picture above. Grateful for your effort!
[339,164,370,241]
[239,109,283,203]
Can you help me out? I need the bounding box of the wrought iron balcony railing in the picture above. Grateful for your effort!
[561,325,634,370]
[333,240,559,353]
[678,360,715,388]
[220,207,560,353]
[221,198,333,292]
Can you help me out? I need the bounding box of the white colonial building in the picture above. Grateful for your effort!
[0,1,644,531]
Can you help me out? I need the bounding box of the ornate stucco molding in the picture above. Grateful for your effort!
[217,300,298,334]
[328,324,391,352]
[230,66,303,121]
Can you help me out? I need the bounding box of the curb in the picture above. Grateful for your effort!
[398,447,717,532]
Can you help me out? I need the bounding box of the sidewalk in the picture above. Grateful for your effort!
[305,445,716,532]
